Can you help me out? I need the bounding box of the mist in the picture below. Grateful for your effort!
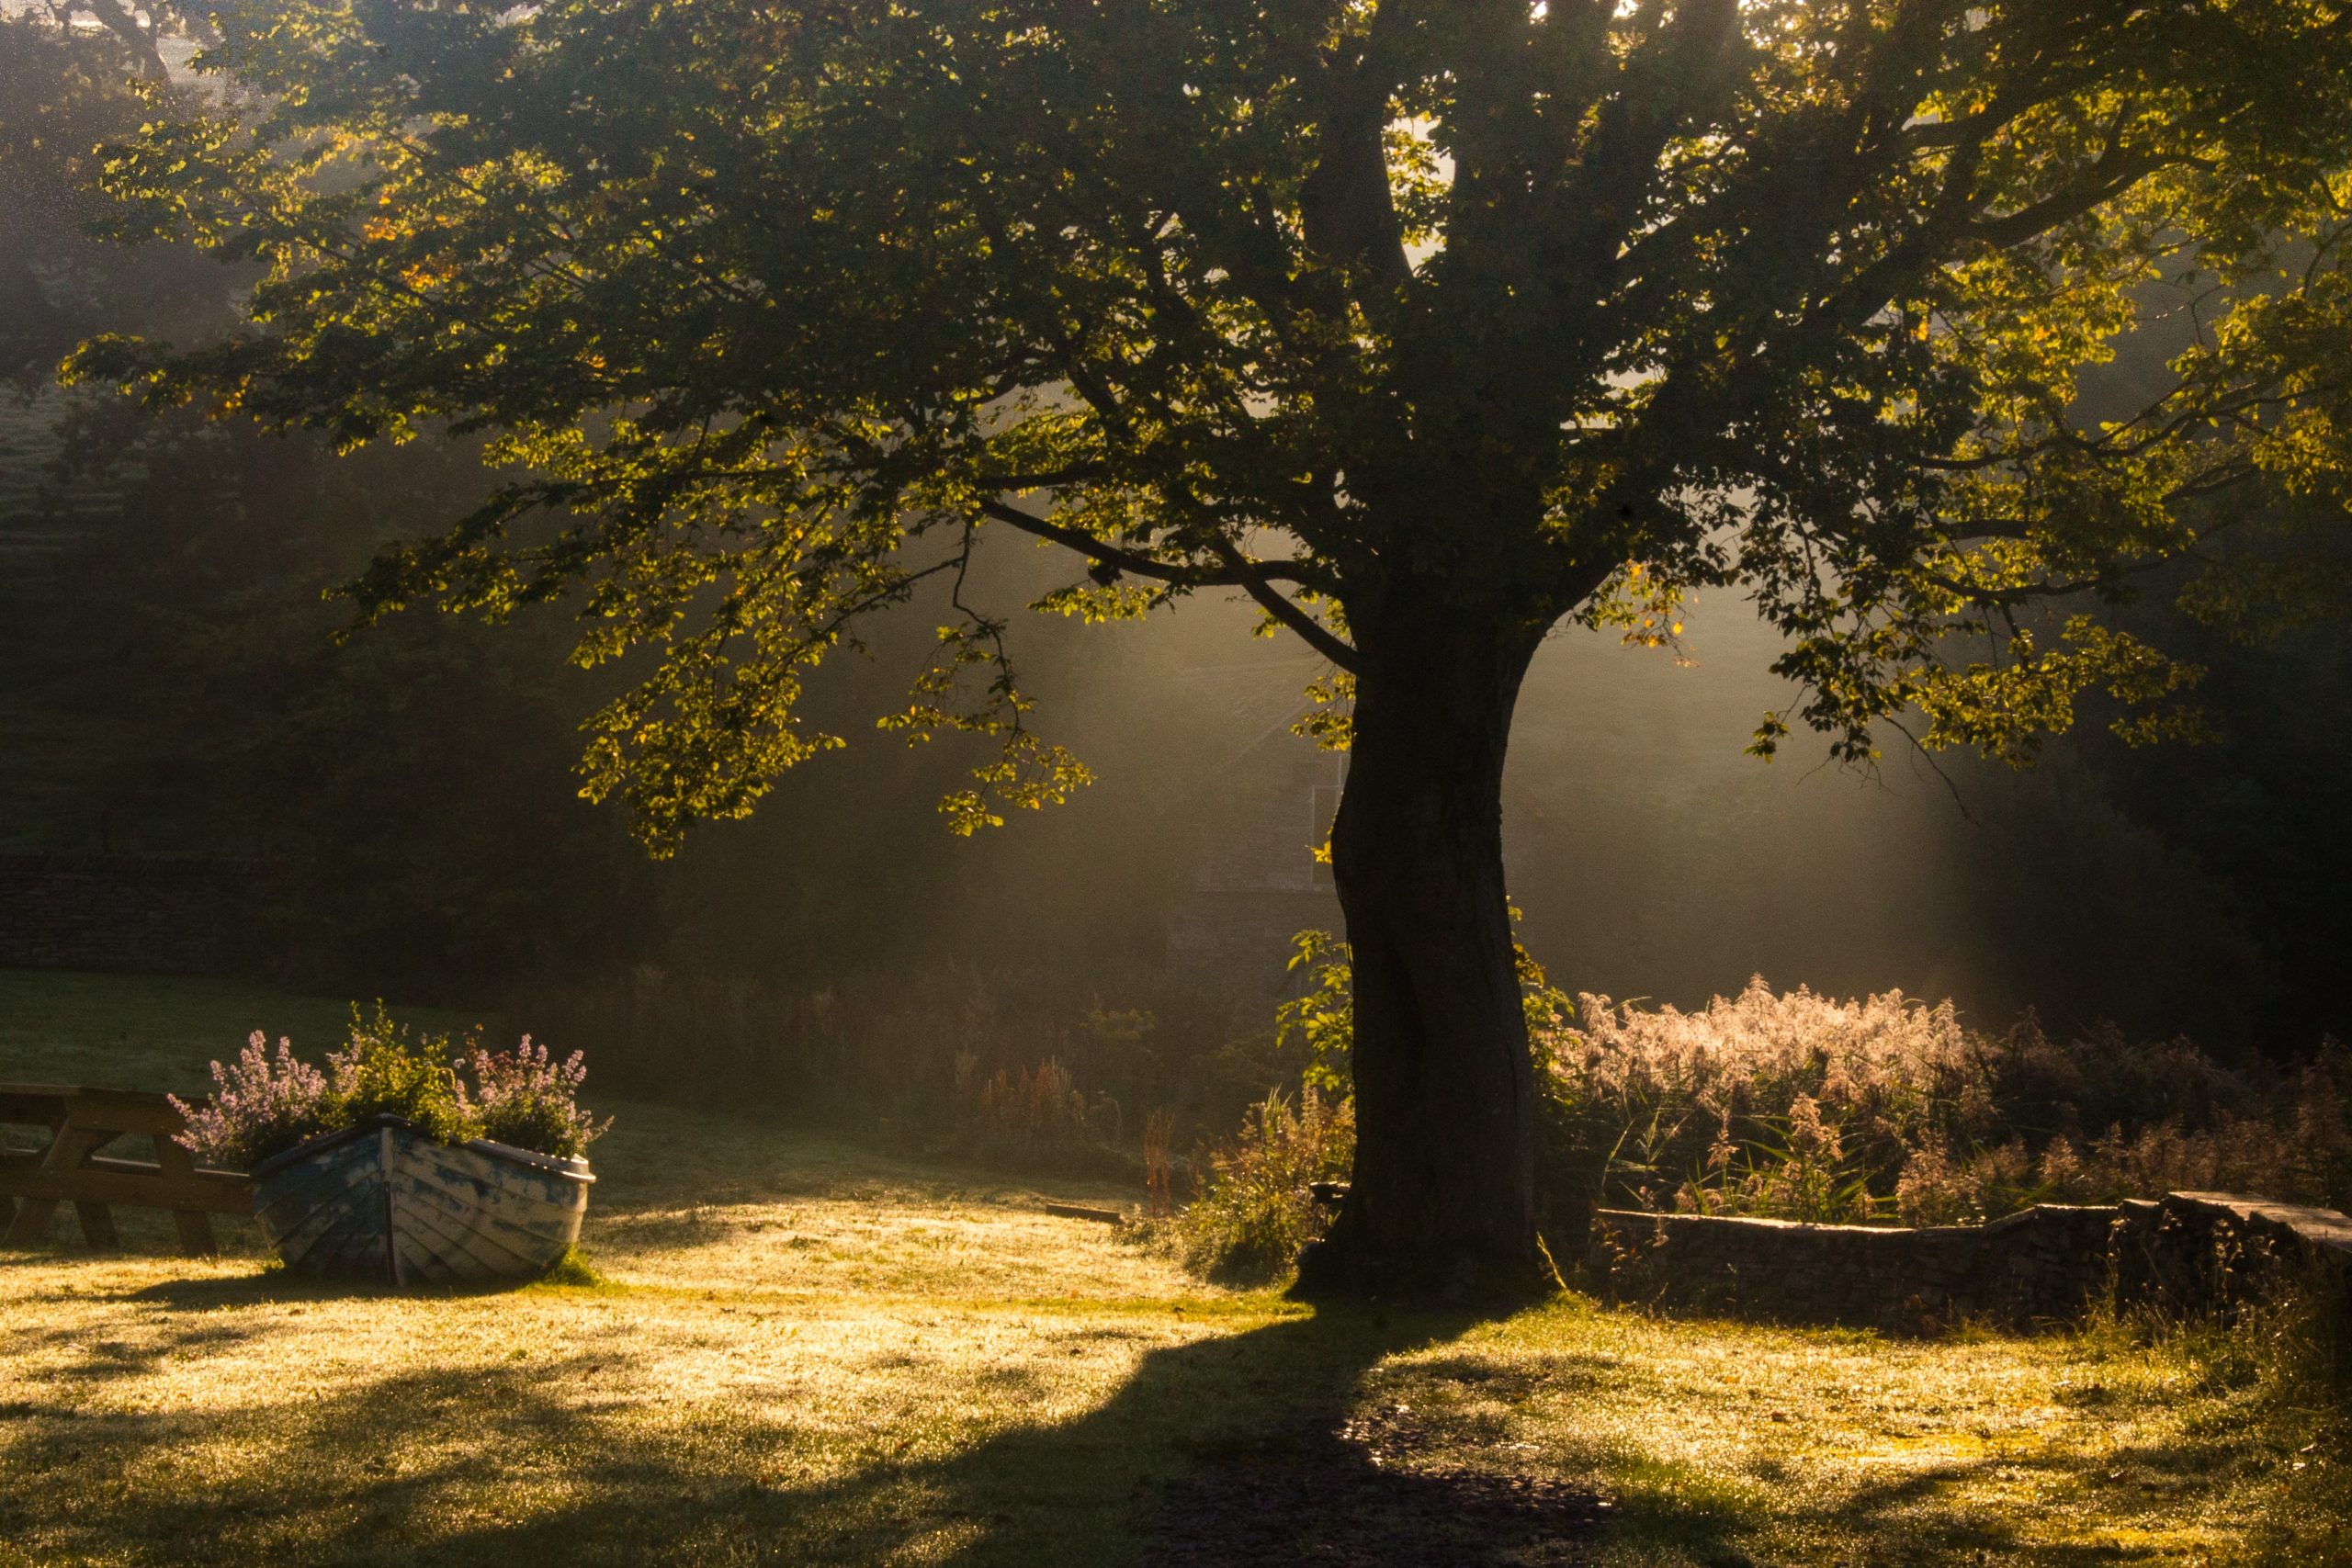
[3,0,2341,1056]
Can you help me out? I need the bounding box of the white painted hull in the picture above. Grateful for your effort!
[251,1117,593,1285]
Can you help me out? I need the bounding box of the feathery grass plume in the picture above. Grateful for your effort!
[1546,979,2352,1230]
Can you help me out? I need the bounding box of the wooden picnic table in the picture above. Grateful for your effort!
[0,1084,254,1256]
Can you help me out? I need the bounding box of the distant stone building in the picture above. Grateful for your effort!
[1165,661,1346,992]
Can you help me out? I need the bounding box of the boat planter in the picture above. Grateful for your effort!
[249,1114,593,1285]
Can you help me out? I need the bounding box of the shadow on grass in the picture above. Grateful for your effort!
[0,1292,2296,1568]
[120,1270,553,1310]
[6,1303,1567,1566]
[1592,1431,2271,1568]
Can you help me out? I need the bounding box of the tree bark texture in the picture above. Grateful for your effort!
[1303,591,1549,1300]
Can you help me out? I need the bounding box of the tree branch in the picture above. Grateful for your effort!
[67,0,169,80]
[1208,539,1361,672]
[978,498,1326,593]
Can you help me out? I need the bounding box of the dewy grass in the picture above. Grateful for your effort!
[2,970,2346,1566]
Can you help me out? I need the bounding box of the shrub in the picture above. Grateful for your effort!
[460,1034,609,1159]
[329,1003,479,1146]
[170,1032,334,1171]
[1176,1087,1353,1286]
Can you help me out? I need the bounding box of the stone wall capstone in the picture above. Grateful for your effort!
[1588,1191,2352,1333]
[1587,1203,2119,1332]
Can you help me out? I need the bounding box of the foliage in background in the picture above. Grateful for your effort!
[504,963,1272,1175]
[0,15,230,387]
[529,948,2351,1288]
[1222,941,2352,1271]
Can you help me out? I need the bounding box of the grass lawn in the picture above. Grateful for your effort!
[1,968,2343,1565]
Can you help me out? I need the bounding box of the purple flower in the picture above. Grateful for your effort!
[458,1034,608,1159]
[171,1032,332,1171]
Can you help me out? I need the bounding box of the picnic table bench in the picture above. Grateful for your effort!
[0,1084,254,1256]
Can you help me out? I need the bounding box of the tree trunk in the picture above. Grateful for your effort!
[1299,593,1549,1301]
[79,0,172,82]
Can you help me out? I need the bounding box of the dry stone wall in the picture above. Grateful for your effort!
[1588,1190,2352,1333]
[0,853,259,976]
[1587,1203,2117,1332]
[2111,1190,2352,1319]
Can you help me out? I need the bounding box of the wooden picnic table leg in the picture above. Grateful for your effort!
[74,1201,122,1248]
[151,1139,219,1257]
[68,1117,123,1248]
[1,1192,51,1245]
[3,1123,112,1247]
[3,1105,62,1247]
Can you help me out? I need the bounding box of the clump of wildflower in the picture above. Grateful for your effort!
[170,1032,332,1171]
[459,1034,608,1159]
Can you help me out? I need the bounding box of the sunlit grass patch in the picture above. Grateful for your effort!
[2,969,2344,1564]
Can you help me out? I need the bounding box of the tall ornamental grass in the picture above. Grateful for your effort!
[1544,977,2352,1236]
[1182,941,2351,1280]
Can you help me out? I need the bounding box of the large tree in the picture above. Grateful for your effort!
[73,0,2352,1293]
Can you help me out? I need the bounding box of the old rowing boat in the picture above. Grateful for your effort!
[250,1115,593,1285]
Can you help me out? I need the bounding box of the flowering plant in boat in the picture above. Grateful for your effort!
[171,1005,609,1170]
[170,1032,334,1172]
[172,1006,609,1285]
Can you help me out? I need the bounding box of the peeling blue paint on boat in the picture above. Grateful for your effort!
[250,1116,593,1285]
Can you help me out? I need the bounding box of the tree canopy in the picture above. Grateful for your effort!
[64,0,2352,1291]
[74,0,2352,847]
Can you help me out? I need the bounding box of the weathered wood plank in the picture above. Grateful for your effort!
[0,1087,186,1136]
[253,1118,589,1285]
[1,1122,112,1246]
[151,1136,221,1255]
[0,1154,253,1213]
[0,1085,254,1255]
